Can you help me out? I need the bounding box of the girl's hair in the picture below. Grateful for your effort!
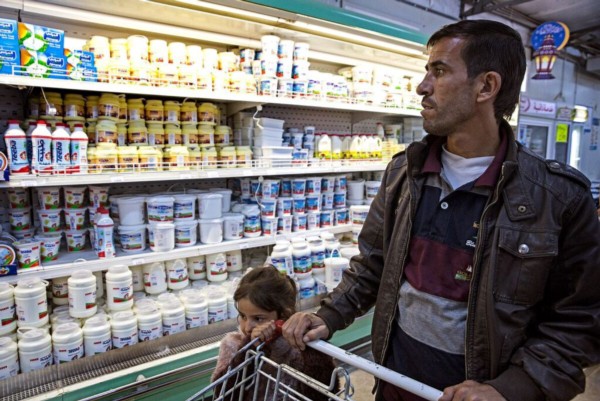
[234,266,297,319]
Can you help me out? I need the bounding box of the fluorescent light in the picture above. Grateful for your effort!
[150,0,282,23]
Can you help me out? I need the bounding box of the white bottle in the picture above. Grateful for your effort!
[130,265,144,292]
[4,120,30,174]
[82,315,112,356]
[271,243,294,276]
[242,204,261,238]
[0,283,17,337]
[94,207,116,259]
[187,255,206,280]
[110,310,138,348]
[183,294,208,329]
[18,328,53,372]
[348,134,361,159]
[14,277,49,328]
[136,303,163,342]
[142,262,168,294]
[307,236,326,270]
[297,275,316,299]
[105,265,133,311]
[51,123,71,173]
[159,299,186,336]
[70,123,89,174]
[292,241,312,279]
[0,337,19,379]
[205,288,227,324]
[51,276,69,306]
[166,259,189,290]
[31,120,53,174]
[68,270,97,318]
[52,322,84,364]
[316,133,332,158]
[226,250,243,272]
[331,134,342,159]
[376,122,385,138]
[341,134,352,159]
[324,238,341,258]
[206,252,228,282]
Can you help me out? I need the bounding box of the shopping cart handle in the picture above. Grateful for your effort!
[306,339,443,401]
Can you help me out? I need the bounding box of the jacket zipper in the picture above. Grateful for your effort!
[379,165,417,371]
[465,164,507,379]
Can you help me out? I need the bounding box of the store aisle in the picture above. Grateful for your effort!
[346,359,600,401]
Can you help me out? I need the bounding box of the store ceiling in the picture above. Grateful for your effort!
[461,0,600,68]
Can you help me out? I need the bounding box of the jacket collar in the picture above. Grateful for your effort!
[406,120,536,221]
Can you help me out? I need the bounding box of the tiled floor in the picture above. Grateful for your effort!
[347,360,600,401]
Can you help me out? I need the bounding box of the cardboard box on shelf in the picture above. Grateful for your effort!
[18,22,66,79]
[0,18,20,75]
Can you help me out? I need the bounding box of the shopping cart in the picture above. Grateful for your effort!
[185,324,443,401]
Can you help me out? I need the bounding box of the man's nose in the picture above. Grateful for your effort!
[416,75,431,96]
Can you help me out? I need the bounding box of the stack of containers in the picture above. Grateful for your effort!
[252,117,291,165]
[232,112,254,146]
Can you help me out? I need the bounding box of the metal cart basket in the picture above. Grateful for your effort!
[186,338,443,401]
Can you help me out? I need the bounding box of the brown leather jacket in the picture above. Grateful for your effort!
[317,121,600,401]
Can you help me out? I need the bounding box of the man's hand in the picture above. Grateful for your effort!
[282,312,330,350]
[439,380,506,401]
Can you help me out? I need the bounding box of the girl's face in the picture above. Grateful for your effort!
[237,297,278,337]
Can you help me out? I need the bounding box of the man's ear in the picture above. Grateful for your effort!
[477,71,501,103]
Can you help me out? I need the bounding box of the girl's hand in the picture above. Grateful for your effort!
[250,320,277,343]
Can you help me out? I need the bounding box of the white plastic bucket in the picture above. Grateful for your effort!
[305,195,320,212]
[292,197,306,214]
[197,193,222,219]
[147,223,175,252]
[209,188,232,213]
[9,209,32,232]
[350,205,370,225]
[321,192,334,210]
[333,191,346,209]
[320,210,334,227]
[321,176,335,193]
[118,224,147,252]
[291,178,306,198]
[276,197,293,216]
[14,278,49,328]
[13,239,42,269]
[222,213,244,240]
[260,198,277,218]
[88,185,109,208]
[65,230,87,252]
[37,187,61,210]
[63,186,87,209]
[64,208,87,231]
[174,220,198,247]
[198,218,223,244]
[146,196,175,223]
[261,217,277,236]
[305,177,322,195]
[261,180,280,199]
[365,181,381,199]
[38,209,62,233]
[347,180,365,200]
[277,216,292,233]
[292,213,307,232]
[174,194,196,221]
[117,197,146,226]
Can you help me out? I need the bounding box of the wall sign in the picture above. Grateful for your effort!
[555,123,568,143]
[531,21,570,80]
[519,95,556,117]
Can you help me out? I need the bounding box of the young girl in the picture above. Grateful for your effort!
[212,266,337,401]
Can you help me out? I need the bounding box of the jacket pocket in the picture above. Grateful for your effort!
[493,228,558,305]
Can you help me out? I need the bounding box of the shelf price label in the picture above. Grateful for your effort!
[111,176,125,183]
[131,258,145,265]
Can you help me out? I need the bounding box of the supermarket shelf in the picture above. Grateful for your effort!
[0,74,422,117]
[0,225,353,283]
[1,161,388,188]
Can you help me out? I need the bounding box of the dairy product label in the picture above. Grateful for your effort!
[85,337,112,355]
[311,250,325,269]
[224,220,243,239]
[109,285,132,303]
[208,307,226,323]
[244,215,261,234]
[54,343,84,363]
[16,298,47,323]
[52,282,68,300]
[209,259,227,275]
[69,289,96,311]
[139,326,161,342]
[24,351,52,371]
[293,254,311,273]
[174,201,194,219]
[299,286,315,299]
[148,204,174,222]
[0,355,19,379]
[270,256,289,275]
[0,303,16,327]
[120,232,144,250]
[186,314,208,329]
[168,266,188,283]
[112,329,138,348]
[163,320,185,336]
[7,138,29,173]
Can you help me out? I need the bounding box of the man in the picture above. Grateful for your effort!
[283,19,600,401]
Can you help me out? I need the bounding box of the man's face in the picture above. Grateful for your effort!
[416,37,480,136]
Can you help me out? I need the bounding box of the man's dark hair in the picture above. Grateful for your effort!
[428,19,526,123]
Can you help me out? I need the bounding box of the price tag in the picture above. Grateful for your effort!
[20,180,38,187]
[207,171,219,178]
[266,169,278,175]
[242,170,254,176]
[239,243,249,250]
[179,173,193,179]
[131,258,145,265]
[111,176,125,183]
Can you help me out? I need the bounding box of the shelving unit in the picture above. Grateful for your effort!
[0,224,353,283]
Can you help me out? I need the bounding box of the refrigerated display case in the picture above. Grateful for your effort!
[0,0,426,399]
